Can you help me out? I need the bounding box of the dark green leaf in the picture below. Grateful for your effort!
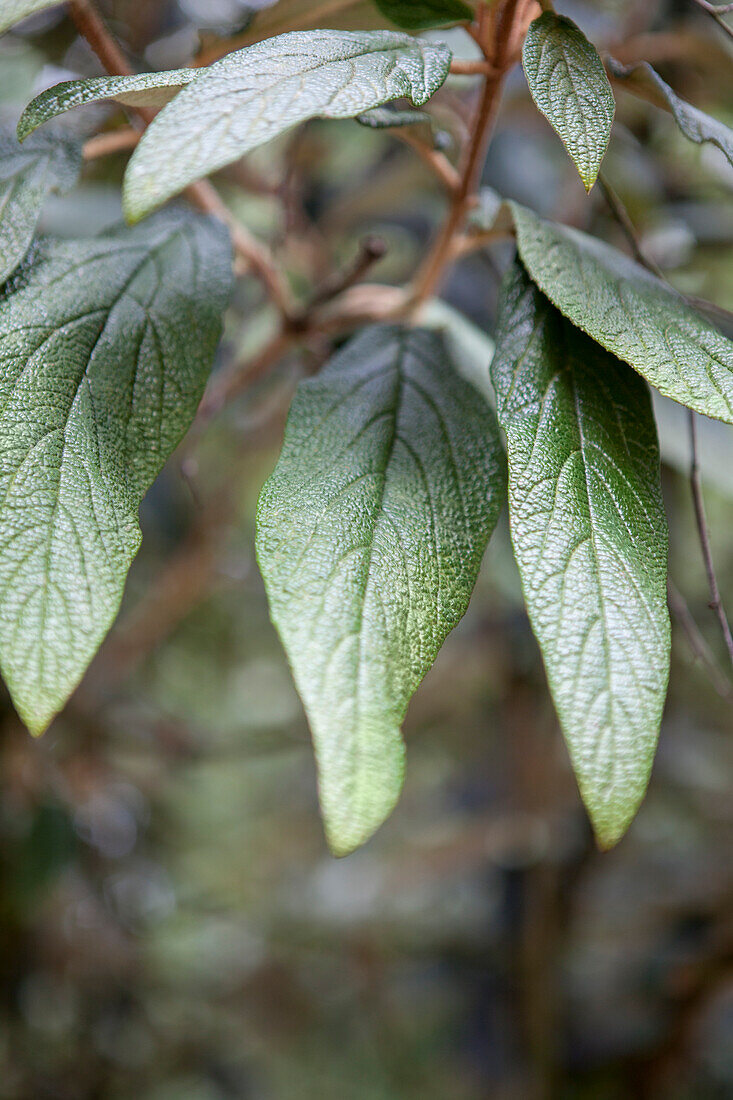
[0,210,232,735]
[256,325,505,855]
[511,202,733,424]
[0,0,63,34]
[18,70,198,141]
[356,106,431,128]
[373,0,474,30]
[122,30,452,222]
[609,58,733,171]
[491,263,670,848]
[0,127,80,285]
[522,12,614,191]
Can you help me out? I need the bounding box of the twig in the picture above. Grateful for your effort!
[68,0,136,80]
[307,236,387,309]
[690,0,733,40]
[668,581,733,699]
[450,59,499,76]
[82,128,140,159]
[391,129,461,194]
[688,410,733,668]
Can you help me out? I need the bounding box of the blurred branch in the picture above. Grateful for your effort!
[689,0,733,41]
[667,582,733,699]
[82,128,140,159]
[391,130,462,194]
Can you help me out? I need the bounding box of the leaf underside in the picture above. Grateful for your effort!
[257,325,505,855]
[522,12,615,191]
[609,58,733,171]
[0,127,80,285]
[0,210,232,735]
[122,30,452,222]
[491,263,670,848]
[0,0,63,34]
[511,202,733,424]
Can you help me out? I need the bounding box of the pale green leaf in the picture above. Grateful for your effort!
[123,30,452,222]
[511,202,733,424]
[522,12,615,191]
[373,0,474,30]
[491,264,670,848]
[0,0,63,34]
[0,210,232,735]
[609,58,733,171]
[18,69,198,141]
[0,127,80,284]
[256,325,505,855]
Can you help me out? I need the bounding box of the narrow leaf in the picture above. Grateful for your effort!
[0,127,80,284]
[0,211,232,735]
[18,69,198,141]
[123,30,452,223]
[609,59,733,171]
[373,0,473,30]
[491,264,670,848]
[257,325,505,855]
[356,106,431,128]
[0,0,63,34]
[522,12,615,191]
[511,202,733,424]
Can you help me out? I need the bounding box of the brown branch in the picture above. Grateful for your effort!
[667,581,733,699]
[82,128,140,159]
[450,59,499,76]
[68,0,135,80]
[391,130,461,194]
[690,0,733,40]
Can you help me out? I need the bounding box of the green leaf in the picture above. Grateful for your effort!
[0,127,80,285]
[0,210,232,735]
[511,202,733,424]
[609,58,733,171]
[522,12,615,191]
[491,264,670,848]
[18,69,198,141]
[256,325,505,855]
[122,30,452,223]
[0,0,63,35]
[373,0,474,30]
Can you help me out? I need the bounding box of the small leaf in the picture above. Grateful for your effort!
[257,325,505,855]
[18,69,198,141]
[0,127,80,284]
[609,58,733,171]
[356,106,431,128]
[0,210,232,735]
[0,0,63,34]
[522,12,615,191]
[491,263,670,848]
[123,30,452,222]
[373,0,474,30]
[511,202,733,424]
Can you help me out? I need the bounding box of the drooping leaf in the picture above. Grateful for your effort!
[0,127,80,285]
[522,12,615,191]
[609,58,733,171]
[491,263,670,848]
[122,30,452,222]
[511,202,733,424]
[256,325,505,855]
[373,0,473,30]
[0,210,232,735]
[18,69,198,141]
[0,0,63,35]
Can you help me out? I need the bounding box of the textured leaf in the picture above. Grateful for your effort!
[609,59,733,170]
[0,127,80,285]
[511,202,733,424]
[257,325,505,855]
[123,30,452,222]
[491,264,670,848]
[0,210,232,735]
[373,0,473,30]
[522,12,615,191]
[0,0,62,34]
[18,69,198,141]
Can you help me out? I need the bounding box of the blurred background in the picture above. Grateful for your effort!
[0,1,732,1097]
